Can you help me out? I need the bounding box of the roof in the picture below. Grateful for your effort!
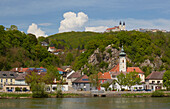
[49,47,56,49]
[102,79,114,85]
[67,72,81,79]
[15,74,26,80]
[109,64,119,72]
[26,68,47,73]
[0,71,17,78]
[127,67,144,73]
[98,72,111,79]
[106,26,119,30]
[57,67,65,72]
[11,68,29,72]
[146,71,165,80]
[72,75,90,83]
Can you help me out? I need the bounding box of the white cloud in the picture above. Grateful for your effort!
[85,26,108,32]
[27,23,47,38]
[38,23,52,26]
[59,12,88,33]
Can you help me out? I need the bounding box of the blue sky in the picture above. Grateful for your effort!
[1,0,170,37]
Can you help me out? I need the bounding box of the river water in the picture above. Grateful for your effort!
[0,97,169,109]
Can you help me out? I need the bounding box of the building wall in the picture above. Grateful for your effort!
[119,56,126,72]
[15,80,27,85]
[3,85,30,92]
[72,83,90,91]
[139,73,145,82]
[0,78,15,88]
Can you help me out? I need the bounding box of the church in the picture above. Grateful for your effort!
[106,21,126,32]
[109,46,145,90]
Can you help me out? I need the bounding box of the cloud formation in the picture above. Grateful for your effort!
[59,12,88,33]
[27,23,47,38]
[85,26,108,32]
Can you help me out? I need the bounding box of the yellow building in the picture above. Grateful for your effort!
[0,71,17,89]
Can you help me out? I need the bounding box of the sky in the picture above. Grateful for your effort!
[1,0,170,37]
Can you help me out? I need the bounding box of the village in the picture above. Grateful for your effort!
[0,46,167,94]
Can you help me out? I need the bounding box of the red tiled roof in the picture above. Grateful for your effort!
[49,47,55,49]
[127,67,144,73]
[109,64,119,72]
[19,68,29,72]
[57,67,65,72]
[106,26,119,30]
[98,72,111,79]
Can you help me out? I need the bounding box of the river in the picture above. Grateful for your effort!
[0,97,169,109]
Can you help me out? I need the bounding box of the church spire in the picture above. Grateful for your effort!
[119,45,126,56]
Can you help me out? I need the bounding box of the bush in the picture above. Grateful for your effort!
[15,87,21,92]
[22,88,27,92]
[32,83,48,98]
[152,90,164,97]
[108,88,112,91]
[56,90,63,98]
[121,88,125,91]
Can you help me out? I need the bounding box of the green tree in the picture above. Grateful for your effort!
[101,82,110,91]
[117,73,126,90]
[89,73,100,90]
[163,70,170,91]
[65,52,73,65]
[126,71,141,91]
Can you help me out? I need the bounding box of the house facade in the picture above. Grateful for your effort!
[0,71,17,88]
[145,71,166,91]
[72,75,91,91]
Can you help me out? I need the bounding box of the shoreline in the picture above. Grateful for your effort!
[0,91,170,99]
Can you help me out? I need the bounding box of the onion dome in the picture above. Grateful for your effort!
[119,45,126,56]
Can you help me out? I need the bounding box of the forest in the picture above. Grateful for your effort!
[0,25,169,77]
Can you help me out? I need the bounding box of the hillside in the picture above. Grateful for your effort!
[48,31,170,76]
[0,25,169,76]
[0,25,59,71]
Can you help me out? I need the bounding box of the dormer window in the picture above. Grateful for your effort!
[3,74,7,77]
[10,74,14,77]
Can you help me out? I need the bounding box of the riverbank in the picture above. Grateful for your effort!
[0,91,170,99]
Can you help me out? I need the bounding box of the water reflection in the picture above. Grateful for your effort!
[0,97,169,109]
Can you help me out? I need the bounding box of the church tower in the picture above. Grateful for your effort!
[122,22,125,31]
[119,21,122,30]
[119,45,126,72]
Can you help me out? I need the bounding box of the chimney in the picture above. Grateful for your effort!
[16,68,18,71]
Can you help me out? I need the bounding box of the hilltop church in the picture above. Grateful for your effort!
[106,21,126,32]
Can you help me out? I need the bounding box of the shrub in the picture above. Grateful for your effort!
[108,88,112,91]
[15,87,21,91]
[121,88,125,91]
[56,90,63,98]
[32,83,48,98]
[22,88,27,92]
[151,90,164,97]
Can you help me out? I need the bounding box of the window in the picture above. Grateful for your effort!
[122,60,124,63]
[6,79,8,82]
[157,81,160,84]
[152,81,155,84]
[1,79,2,83]
[11,79,12,83]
